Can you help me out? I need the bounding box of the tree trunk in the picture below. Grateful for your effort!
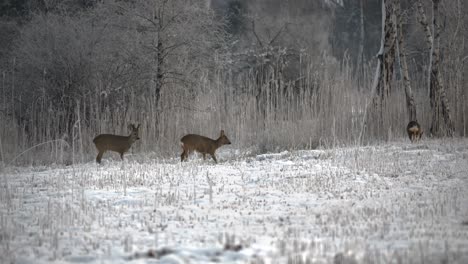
[395,0,417,121]
[371,0,397,138]
[156,35,163,108]
[154,4,167,139]
[356,0,365,85]
[417,0,433,51]
[371,0,384,97]
[372,0,397,99]
[429,0,454,136]
[155,3,165,111]
[383,0,397,99]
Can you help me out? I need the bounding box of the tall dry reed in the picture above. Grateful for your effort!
[0,54,465,166]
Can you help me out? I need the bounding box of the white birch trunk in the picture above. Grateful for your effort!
[429,0,454,136]
[416,0,433,51]
[371,0,386,96]
[395,0,417,122]
[371,0,397,139]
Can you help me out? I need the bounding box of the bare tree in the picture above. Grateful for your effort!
[371,0,397,137]
[416,0,433,50]
[123,0,225,109]
[372,0,396,98]
[417,0,454,136]
[395,0,417,121]
[429,0,454,136]
[9,0,225,142]
[356,0,365,83]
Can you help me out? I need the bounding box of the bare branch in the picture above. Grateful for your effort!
[416,0,432,50]
[268,23,289,46]
[251,20,264,48]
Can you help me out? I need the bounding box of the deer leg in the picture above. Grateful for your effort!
[120,152,124,160]
[181,147,188,162]
[203,153,206,160]
[210,154,218,164]
[96,151,104,164]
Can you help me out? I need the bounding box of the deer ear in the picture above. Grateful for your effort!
[128,124,133,130]
[137,124,141,129]
[220,130,225,136]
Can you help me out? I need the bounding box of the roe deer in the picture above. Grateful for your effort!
[180,130,231,163]
[407,121,423,143]
[93,124,140,163]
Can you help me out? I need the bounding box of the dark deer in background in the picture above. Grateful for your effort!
[93,124,140,163]
[407,121,423,143]
[180,130,231,163]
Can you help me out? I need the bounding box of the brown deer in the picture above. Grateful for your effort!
[180,130,231,163]
[93,124,140,163]
[407,121,423,143]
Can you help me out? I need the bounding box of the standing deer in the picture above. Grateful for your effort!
[407,121,423,143]
[93,124,140,164]
[180,130,231,163]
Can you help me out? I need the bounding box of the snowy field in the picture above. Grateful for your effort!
[1,139,468,263]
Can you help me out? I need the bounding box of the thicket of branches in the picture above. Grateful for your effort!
[0,0,467,165]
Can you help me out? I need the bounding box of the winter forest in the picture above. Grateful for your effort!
[1,0,468,263]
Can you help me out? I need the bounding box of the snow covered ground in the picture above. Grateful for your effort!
[1,139,468,263]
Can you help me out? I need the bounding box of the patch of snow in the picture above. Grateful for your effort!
[1,139,468,263]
